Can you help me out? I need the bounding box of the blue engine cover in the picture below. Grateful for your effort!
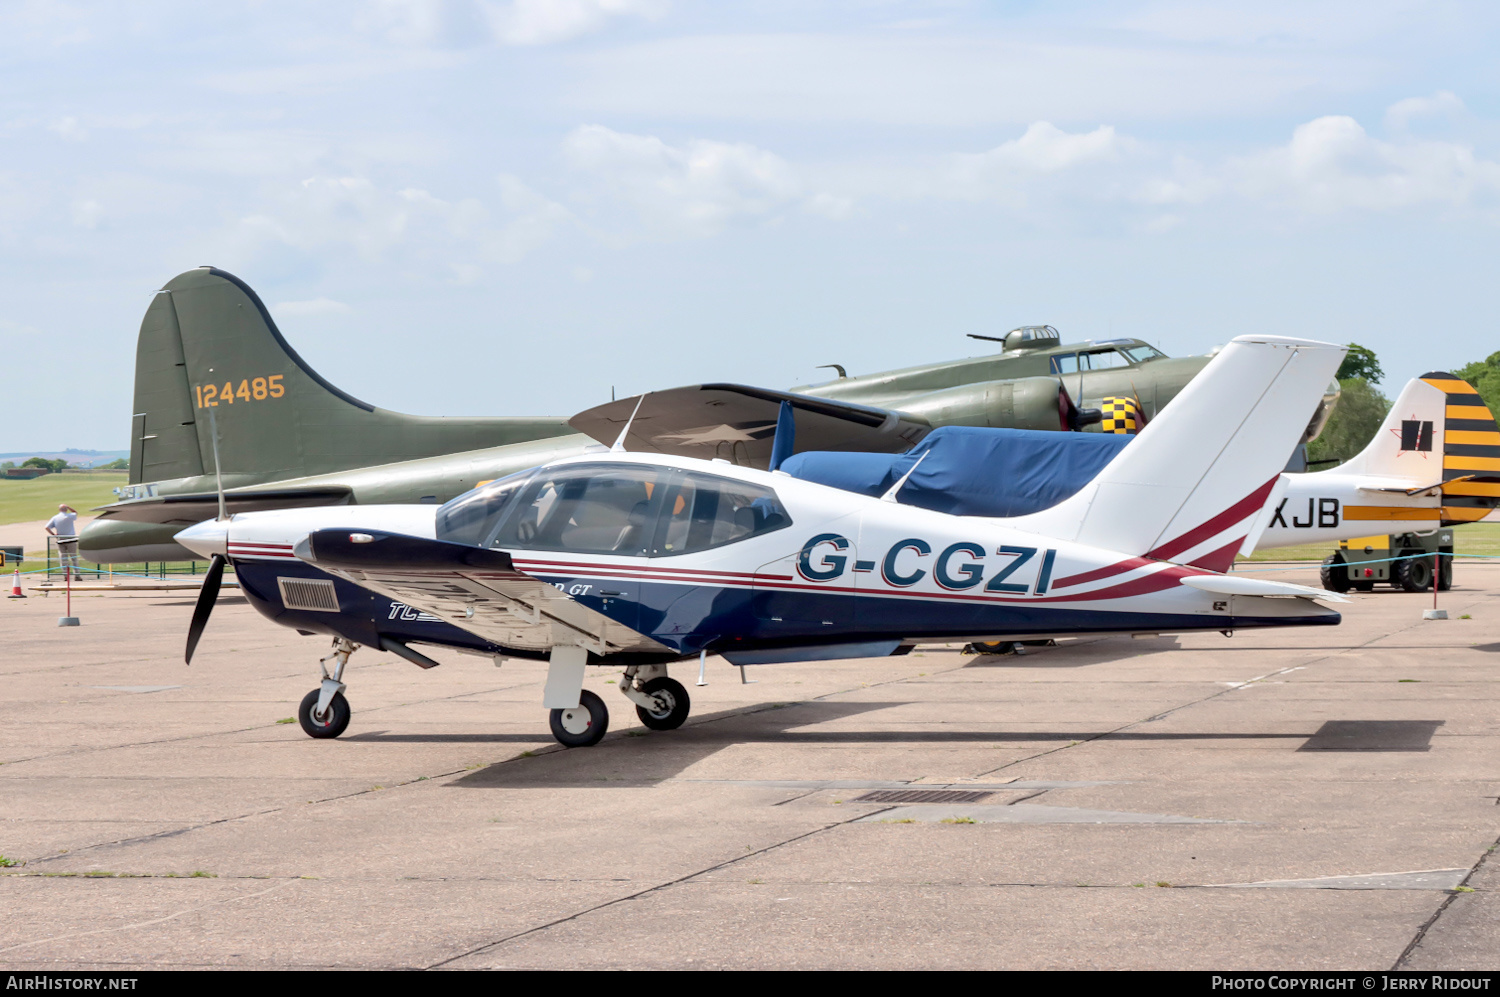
[779,426,1132,518]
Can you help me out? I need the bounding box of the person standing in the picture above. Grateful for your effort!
[46,504,83,582]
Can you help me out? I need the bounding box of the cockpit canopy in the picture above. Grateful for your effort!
[436,462,792,557]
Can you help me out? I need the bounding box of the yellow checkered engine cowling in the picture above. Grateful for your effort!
[1099,396,1142,435]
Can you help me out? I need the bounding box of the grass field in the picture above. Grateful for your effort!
[0,471,128,526]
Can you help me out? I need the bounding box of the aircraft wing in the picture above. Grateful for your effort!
[295,529,671,655]
[93,487,353,525]
[569,384,931,468]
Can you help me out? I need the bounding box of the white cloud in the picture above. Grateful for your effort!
[361,0,664,47]
[48,116,87,142]
[1229,114,1500,213]
[274,297,353,316]
[562,124,814,235]
[1385,90,1466,131]
[566,34,1351,127]
[942,123,1128,202]
[492,0,666,46]
[223,172,576,275]
[70,199,102,229]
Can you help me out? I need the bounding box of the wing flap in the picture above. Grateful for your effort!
[296,530,670,654]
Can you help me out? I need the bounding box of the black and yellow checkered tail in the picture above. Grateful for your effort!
[1099,396,1144,435]
[1422,371,1500,525]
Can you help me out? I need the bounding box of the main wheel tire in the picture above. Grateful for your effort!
[968,640,1016,655]
[635,677,691,731]
[1320,554,1351,593]
[549,689,609,747]
[298,688,351,739]
[1393,555,1433,593]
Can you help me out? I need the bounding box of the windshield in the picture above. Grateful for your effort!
[434,470,536,547]
[1123,344,1165,363]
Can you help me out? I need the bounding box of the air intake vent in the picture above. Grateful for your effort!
[278,576,339,612]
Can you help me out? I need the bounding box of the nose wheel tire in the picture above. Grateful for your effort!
[550,689,610,747]
[298,688,351,739]
[635,677,691,731]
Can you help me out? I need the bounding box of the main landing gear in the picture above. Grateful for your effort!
[299,637,356,739]
[288,638,694,748]
[543,654,692,748]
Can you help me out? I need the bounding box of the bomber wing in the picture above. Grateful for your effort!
[295,529,670,655]
[569,384,930,468]
[93,486,353,525]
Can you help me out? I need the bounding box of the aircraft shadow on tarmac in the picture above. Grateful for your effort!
[383,704,1451,789]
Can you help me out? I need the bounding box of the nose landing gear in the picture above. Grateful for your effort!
[297,637,357,739]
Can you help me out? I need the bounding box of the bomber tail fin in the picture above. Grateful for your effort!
[1341,373,1500,524]
[129,267,573,487]
[1009,336,1345,571]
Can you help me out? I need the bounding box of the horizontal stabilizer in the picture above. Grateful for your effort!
[296,529,668,654]
[570,384,931,469]
[92,487,352,525]
[1179,575,1349,603]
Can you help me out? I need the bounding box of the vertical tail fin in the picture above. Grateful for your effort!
[1010,336,1346,569]
[1337,376,1445,479]
[1337,372,1500,524]
[130,267,574,486]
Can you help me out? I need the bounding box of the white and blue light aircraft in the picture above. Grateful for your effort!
[176,335,1347,748]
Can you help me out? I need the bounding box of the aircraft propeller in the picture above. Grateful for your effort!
[184,553,227,665]
[1056,379,1103,431]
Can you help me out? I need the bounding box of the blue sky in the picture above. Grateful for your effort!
[5,0,1500,449]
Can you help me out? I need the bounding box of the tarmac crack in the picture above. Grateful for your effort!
[422,808,894,970]
[1391,830,1500,970]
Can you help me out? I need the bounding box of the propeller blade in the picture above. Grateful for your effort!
[184,554,226,665]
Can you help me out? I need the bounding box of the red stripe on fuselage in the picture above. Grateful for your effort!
[1186,536,1246,574]
[1052,556,1156,590]
[1146,477,1278,563]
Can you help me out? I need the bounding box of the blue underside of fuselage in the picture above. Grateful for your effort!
[234,559,1339,664]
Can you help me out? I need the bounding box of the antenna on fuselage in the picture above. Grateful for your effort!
[880,451,929,503]
[611,394,647,452]
[207,405,227,521]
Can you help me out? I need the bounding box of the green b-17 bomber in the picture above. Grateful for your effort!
[83,269,1323,564]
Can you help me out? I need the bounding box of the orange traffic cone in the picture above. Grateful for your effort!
[8,566,24,599]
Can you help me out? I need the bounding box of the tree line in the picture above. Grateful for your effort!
[0,457,128,472]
